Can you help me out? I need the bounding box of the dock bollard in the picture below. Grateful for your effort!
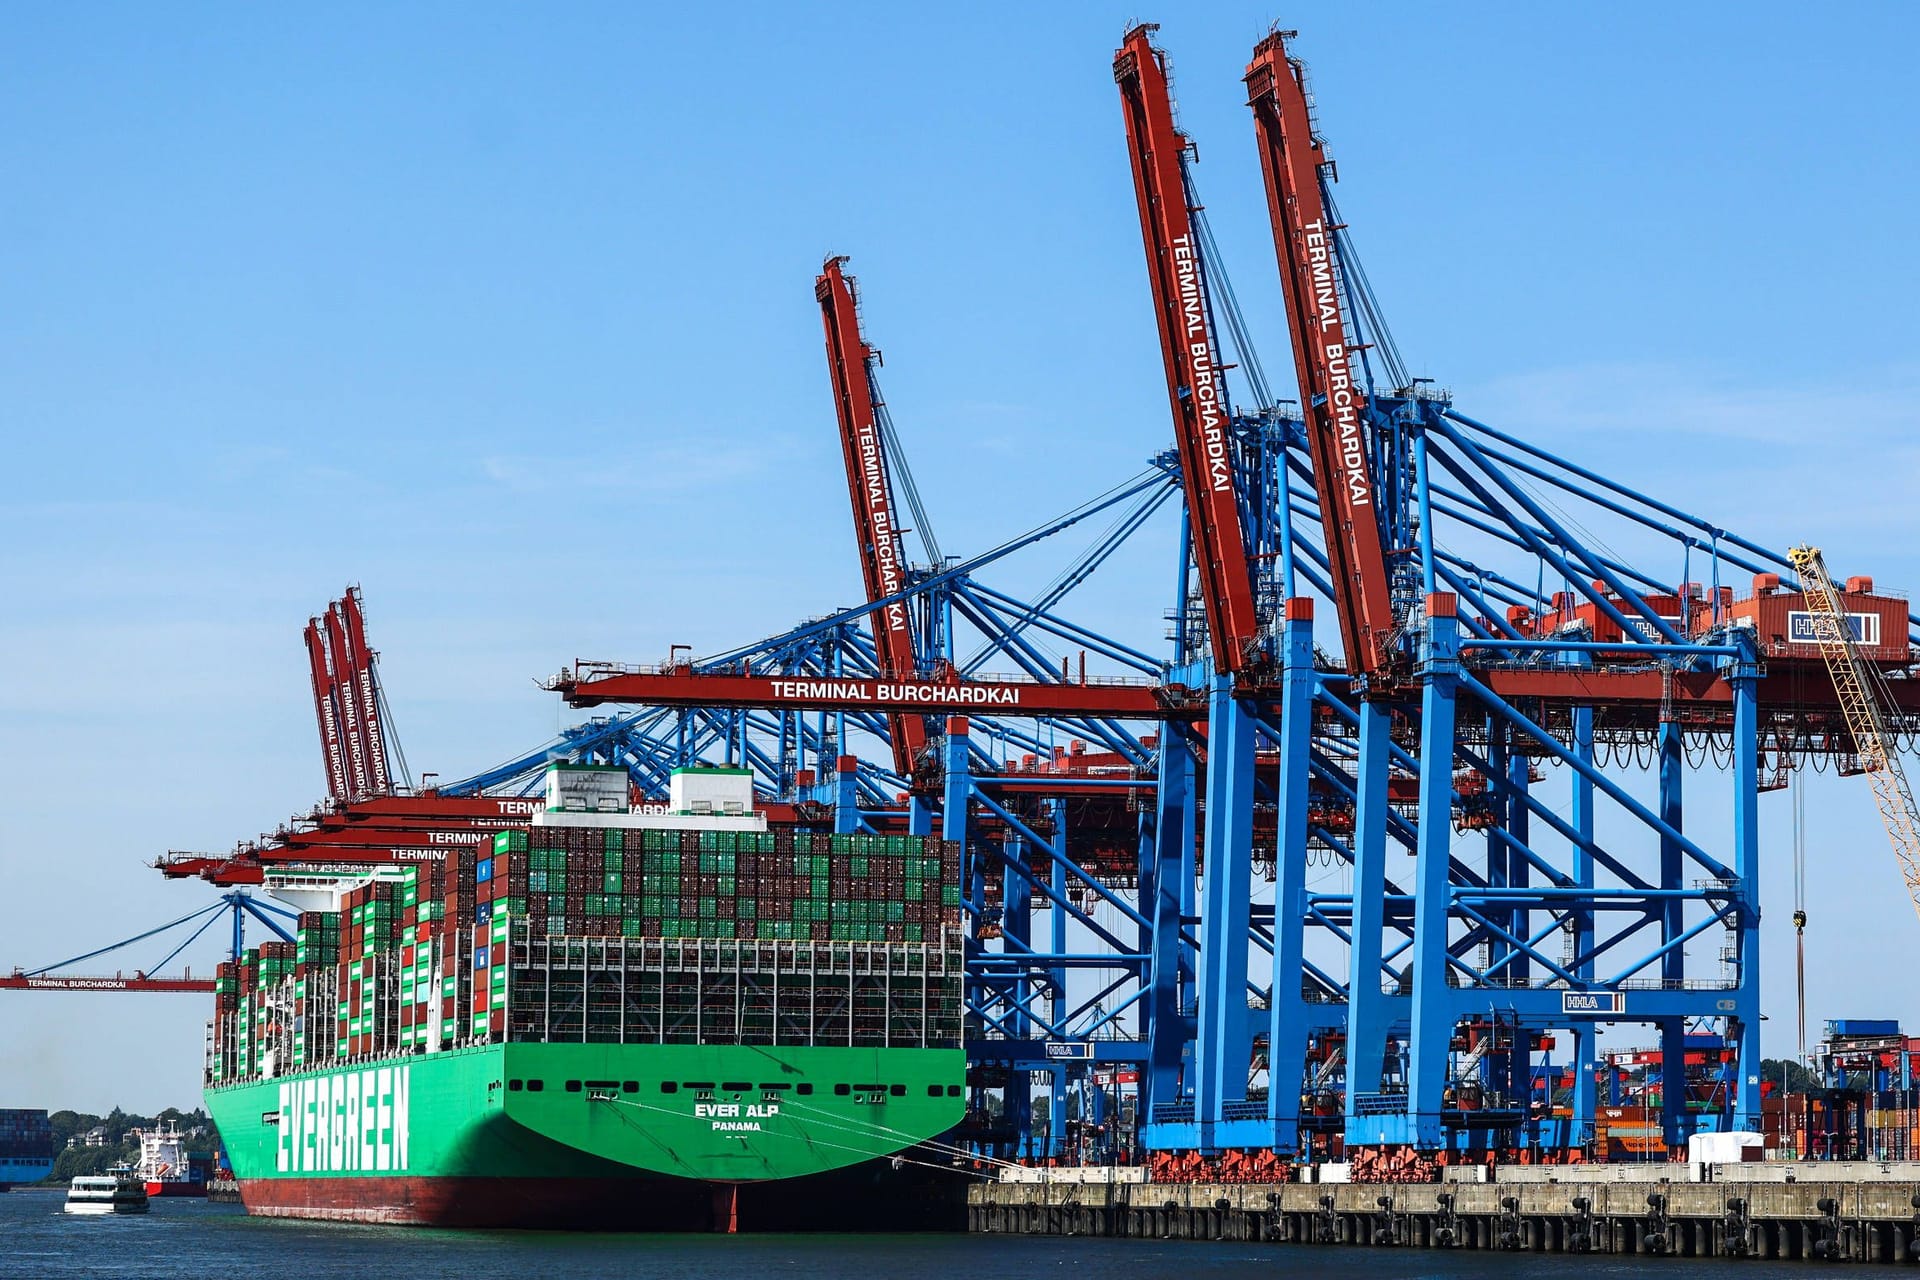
[1372,1194,1396,1246]
[1721,1196,1752,1258]
[1315,1193,1336,1244]
[1566,1195,1593,1254]
[1497,1195,1522,1250]
[1643,1192,1670,1256]
[1433,1191,1459,1248]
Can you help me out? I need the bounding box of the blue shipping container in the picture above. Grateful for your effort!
[1828,1019,1900,1037]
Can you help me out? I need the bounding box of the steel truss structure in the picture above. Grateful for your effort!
[164,22,1920,1170]
[541,24,1919,1165]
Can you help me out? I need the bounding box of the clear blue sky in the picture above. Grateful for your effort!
[2,2,1917,1112]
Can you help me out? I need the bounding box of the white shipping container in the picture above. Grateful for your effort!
[544,763,629,813]
[1688,1130,1765,1163]
[669,767,754,816]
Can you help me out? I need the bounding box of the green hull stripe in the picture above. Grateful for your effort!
[208,1043,964,1184]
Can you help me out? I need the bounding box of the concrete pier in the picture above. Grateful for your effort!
[969,1165,1920,1263]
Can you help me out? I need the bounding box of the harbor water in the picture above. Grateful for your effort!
[2,1188,1915,1279]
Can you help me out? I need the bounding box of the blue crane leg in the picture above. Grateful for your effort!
[1730,638,1763,1132]
[1144,726,1195,1143]
[1657,719,1689,1148]
[1569,705,1599,1147]
[1343,700,1394,1144]
[1195,673,1255,1149]
[1050,797,1069,1079]
[1004,833,1034,1158]
[1504,735,1532,1109]
[1406,599,1460,1150]
[1266,604,1317,1155]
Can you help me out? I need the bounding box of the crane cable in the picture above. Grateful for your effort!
[1793,768,1807,1073]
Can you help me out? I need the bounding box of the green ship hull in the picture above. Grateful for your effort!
[207,1041,967,1227]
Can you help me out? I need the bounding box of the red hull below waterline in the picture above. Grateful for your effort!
[144,1181,208,1198]
[234,1161,968,1231]
[237,1174,712,1229]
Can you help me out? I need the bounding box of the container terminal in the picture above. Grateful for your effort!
[6,18,1920,1252]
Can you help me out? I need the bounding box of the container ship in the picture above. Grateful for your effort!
[0,1109,54,1190]
[203,765,968,1229]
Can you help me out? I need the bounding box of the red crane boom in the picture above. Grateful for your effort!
[304,618,350,801]
[553,663,1194,720]
[322,606,373,799]
[0,973,214,993]
[817,256,929,775]
[1114,25,1264,679]
[338,587,394,794]
[1244,30,1395,677]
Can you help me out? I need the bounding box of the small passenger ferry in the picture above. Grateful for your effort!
[64,1168,150,1215]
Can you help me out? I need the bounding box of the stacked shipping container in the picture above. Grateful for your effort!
[0,1110,52,1163]
[1765,1091,1920,1161]
[338,881,396,1059]
[207,826,964,1085]
[208,943,297,1082]
[475,827,962,943]
[0,1109,54,1188]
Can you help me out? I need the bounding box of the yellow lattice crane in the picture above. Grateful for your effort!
[1787,544,1920,920]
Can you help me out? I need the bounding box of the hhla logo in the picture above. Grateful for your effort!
[277,1066,410,1173]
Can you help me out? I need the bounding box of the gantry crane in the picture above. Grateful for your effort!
[817,256,933,780]
[1787,544,1920,919]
